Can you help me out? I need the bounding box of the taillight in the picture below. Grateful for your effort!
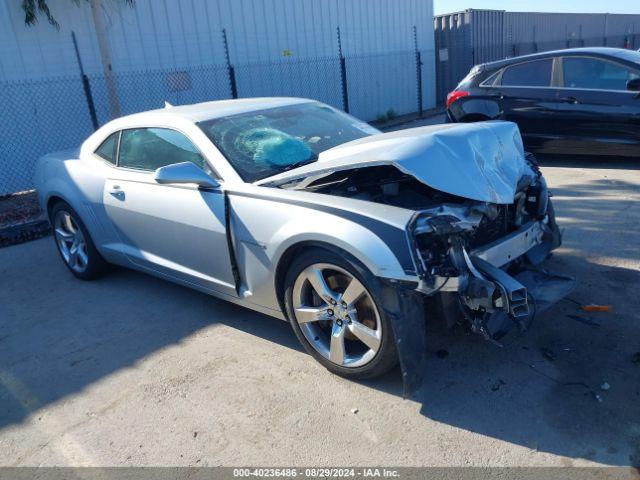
[446,90,469,108]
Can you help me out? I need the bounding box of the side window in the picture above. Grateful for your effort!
[563,57,640,90]
[480,70,501,87]
[500,59,553,87]
[94,132,119,165]
[118,128,206,171]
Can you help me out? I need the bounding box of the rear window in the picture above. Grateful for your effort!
[500,59,553,87]
[457,65,481,87]
[94,132,119,164]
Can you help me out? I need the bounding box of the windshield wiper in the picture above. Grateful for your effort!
[280,158,318,172]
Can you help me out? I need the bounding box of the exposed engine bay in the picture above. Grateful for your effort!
[280,154,572,344]
[299,165,468,210]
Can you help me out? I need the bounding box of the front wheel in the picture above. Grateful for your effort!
[283,248,398,380]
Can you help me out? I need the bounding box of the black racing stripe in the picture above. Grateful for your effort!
[227,189,417,275]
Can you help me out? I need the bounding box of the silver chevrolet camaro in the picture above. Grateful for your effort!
[35,98,573,394]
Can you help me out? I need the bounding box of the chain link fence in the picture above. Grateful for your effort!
[0,45,434,196]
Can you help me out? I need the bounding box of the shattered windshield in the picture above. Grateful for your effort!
[198,102,379,182]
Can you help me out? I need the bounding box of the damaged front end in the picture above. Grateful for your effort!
[409,157,573,344]
[264,120,574,396]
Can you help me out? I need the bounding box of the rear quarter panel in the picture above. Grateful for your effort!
[34,151,123,263]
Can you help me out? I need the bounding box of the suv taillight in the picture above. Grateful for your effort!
[446,90,469,108]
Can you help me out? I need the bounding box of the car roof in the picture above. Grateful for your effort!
[115,97,313,125]
[482,47,640,70]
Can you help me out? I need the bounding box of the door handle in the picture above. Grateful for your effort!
[108,185,125,199]
[559,96,579,104]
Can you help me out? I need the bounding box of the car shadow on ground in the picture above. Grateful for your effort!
[0,174,638,466]
[359,253,640,467]
[0,256,304,431]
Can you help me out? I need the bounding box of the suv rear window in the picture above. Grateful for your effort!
[500,59,553,87]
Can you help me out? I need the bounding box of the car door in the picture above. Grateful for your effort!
[552,55,640,156]
[102,127,237,297]
[493,57,560,151]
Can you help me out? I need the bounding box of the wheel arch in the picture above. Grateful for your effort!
[44,192,103,252]
[274,241,361,318]
[46,194,68,219]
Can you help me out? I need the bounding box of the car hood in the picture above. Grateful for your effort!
[257,121,529,204]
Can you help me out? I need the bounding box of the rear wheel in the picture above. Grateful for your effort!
[50,201,107,280]
[283,248,398,379]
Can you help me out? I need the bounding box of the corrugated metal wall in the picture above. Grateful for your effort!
[435,9,640,103]
[470,9,505,64]
[0,0,434,78]
[434,12,471,106]
[0,0,436,120]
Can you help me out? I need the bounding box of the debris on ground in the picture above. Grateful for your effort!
[540,347,556,362]
[581,304,612,312]
[435,349,449,359]
[600,382,611,391]
[490,380,506,392]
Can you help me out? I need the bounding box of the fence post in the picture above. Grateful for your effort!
[71,31,99,131]
[413,26,423,117]
[222,29,238,99]
[89,0,120,119]
[337,27,349,113]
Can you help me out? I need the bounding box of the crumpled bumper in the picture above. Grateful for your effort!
[390,213,574,398]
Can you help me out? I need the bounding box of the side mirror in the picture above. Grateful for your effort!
[627,77,640,92]
[154,162,220,189]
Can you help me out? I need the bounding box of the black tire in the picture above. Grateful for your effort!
[283,247,398,380]
[50,201,108,280]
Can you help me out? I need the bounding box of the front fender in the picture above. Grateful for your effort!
[271,218,413,281]
[228,191,419,312]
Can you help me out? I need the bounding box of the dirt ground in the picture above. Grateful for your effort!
[0,139,639,466]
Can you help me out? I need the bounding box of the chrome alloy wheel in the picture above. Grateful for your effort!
[54,210,88,273]
[292,263,382,368]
